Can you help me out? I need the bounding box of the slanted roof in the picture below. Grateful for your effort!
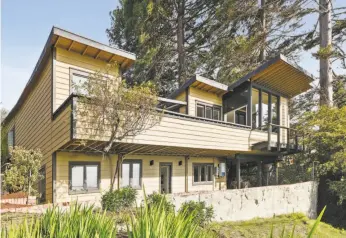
[169,75,228,99]
[228,54,314,98]
[3,27,136,124]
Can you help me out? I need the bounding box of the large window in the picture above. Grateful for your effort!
[251,89,260,128]
[193,164,214,184]
[69,162,100,194]
[223,83,249,125]
[262,92,269,126]
[121,160,142,189]
[196,102,222,121]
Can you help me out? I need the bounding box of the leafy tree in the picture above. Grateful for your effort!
[3,146,43,204]
[297,106,346,207]
[74,63,161,190]
[1,108,8,122]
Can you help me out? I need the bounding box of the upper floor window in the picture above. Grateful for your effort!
[196,102,222,121]
[7,127,14,149]
[70,69,90,95]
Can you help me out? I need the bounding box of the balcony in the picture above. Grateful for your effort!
[55,95,274,157]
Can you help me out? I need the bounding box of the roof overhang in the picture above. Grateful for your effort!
[3,27,136,125]
[228,55,314,98]
[52,27,136,69]
[169,75,228,99]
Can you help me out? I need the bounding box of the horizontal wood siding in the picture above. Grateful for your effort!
[188,87,223,117]
[54,48,119,111]
[3,53,71,203]
[280,97,289,143]
[75,108,268,152]
[55,152,225,203]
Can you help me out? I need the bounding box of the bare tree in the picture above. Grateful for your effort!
[75,64,162,190]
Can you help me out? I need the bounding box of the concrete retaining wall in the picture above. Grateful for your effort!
[169,181,318,222]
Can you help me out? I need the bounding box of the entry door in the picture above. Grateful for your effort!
[160,164,172,194]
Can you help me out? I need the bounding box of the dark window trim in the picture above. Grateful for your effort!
[192,163,214,185]
[121,159,143,190]
[159,162,173,194]
[68,161,101,195]
[195,101,223,121]
[252,86,281,129]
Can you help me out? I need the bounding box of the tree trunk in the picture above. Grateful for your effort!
[177,0,186,86]
[110,154,123,191]
[319,0,333,107]
[259,0,266,62]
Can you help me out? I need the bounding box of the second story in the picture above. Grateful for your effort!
[2,27,314,158]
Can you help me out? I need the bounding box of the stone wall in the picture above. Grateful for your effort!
[169,181,318,222]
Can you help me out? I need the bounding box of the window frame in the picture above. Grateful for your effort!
[7,126,15,150]
[68,161,101,195]
[251,86,281,130]
[195,101,222,121]
[69,68,91,95]
[121,159,143,190]
[192,163,214,185]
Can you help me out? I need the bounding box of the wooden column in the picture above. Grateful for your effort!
[257,160,262,187]
[117,154,123,190]
[185,156,189,193]
[275,161,279,185]
[236,158,241,189]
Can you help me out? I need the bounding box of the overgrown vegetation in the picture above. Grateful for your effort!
[179,201,214,227]
[101,186,137,212]
[2,146,43,204]
[146,192,175,213]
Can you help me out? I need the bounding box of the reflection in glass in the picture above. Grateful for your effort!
[252,89,260,128]
[262,92,269,127]
[86,165,98,188]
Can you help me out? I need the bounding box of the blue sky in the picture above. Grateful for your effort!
[1,0,345,111]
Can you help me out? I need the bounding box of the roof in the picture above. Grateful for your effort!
[3,27,136,125]
[169,75,228,99]
[228,54,314,98]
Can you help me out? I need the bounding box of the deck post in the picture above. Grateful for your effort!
[267,124,272,151]
[257,160,262,187]
[185,155,189,193]
[275,160,279,185]
[236,157,241,189]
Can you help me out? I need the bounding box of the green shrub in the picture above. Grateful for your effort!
[147,192,175,213]
[179,201,214,226]
[127,190,209,238]
[1,203,117,238]
[101,186,137,212]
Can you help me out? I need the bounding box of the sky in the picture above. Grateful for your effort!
[1,0,345,112]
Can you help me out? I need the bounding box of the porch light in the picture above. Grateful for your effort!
[178,161,183,166]
[150,160,154,166]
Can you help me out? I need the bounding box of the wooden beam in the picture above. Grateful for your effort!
[54,36,60,47]
[108,55,115,63]
[95,50,102,59]
[82,45,89,55]
[158,97,187,105]
[68,41,74,51]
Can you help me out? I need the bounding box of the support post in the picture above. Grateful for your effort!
[275,161,279,185]
[236,158,241,189]
[247,82,253,127]
[117,154,123,190]
[185,155,189,193]
[257,160,262,187]
[267,124,272,151]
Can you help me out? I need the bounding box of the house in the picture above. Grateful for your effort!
[2,27,313,204]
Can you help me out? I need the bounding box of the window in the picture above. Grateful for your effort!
[69,162,100,194]
[7,127,14,149]
[193,164,214,184]
[223,83,249,125]
[262,92,269,127]
[196,103,222,121]
[121,160,142,189]
[251,88,260,128]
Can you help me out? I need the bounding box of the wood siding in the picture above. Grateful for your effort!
[55,152,225,203]
[2,53,72,203]
[280,97,289,143]
[188,87,223,116]
[54,48,119,111]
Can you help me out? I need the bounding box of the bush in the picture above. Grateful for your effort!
[101,187,137,212]
[178,201,214,226]
[128,191,209,238]
[146,192,175,213]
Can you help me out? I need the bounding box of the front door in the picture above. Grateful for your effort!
[160,163,172,194]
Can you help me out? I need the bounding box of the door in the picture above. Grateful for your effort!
[160,163,172,194]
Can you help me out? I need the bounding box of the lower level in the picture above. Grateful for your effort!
[51,152,227,204]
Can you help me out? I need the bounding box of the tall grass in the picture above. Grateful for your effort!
[1,204,117,238]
